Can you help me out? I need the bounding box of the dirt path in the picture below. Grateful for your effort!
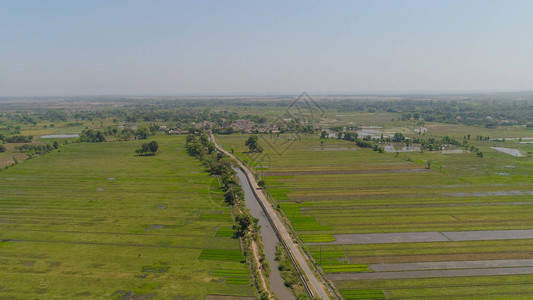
[250,237,269,295]
[210,133,332,300]
[234,204,271,298]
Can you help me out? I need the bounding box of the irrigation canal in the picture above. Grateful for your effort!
[234,167,295,300]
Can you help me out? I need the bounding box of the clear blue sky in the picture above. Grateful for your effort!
[1,1,532,96]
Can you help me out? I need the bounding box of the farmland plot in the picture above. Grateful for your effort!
[216,129,533,299]
[0,135,254,299]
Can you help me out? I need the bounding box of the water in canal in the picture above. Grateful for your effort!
[234,167,295,300]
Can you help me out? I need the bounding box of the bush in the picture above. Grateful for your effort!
[136,141,158,155]
[5,135,33,143]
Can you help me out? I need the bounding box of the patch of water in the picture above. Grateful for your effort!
[360,126,383,129]
[41,134,79,139]
[490,147,525,157]
[107,177,116,180]
[491,137,533,141]
[357,129,384,139]
[494,172,510,176]
[383,145,421,152]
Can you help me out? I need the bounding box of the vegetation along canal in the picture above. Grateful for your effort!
[234,167,296,300]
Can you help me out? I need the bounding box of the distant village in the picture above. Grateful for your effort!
[162,119,282,135]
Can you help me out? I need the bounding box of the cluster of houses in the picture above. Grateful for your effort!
[228,119,279,134]
[161,119,280,135]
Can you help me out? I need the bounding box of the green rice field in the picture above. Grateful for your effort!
[0,135,254,299]
[215,121,533,299]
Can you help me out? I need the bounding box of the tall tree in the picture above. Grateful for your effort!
[148,141,158,153]
[245,135,263,153]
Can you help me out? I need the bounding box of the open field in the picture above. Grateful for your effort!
[0,135,254,299]
[1,97,532,298]
[215,120,533,298]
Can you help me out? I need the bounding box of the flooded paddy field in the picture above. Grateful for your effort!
[0,136,255,299]
[216,130,533,298]
[368,258,533,272]
[330,266,533,280]
[490,147,525,157]
[309,229,533,245]
[40,134,79,139]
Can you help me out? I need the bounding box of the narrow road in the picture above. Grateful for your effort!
[210,133,331,300]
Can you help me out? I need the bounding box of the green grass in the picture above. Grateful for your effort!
[199,249,245,262]
[322,264,370,273]
[291,216,332,231]
[211,269,249,277]
[225,277,250,285]
[212,269,250,285]
[201,213,233,220]
[314,251,346,258]
[299,234,336,243]
[340,289,386,300]
[215,227,236,237]
[0,135,254,299]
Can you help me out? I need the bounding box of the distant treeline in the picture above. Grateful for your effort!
[320,99,533,127]
[79,125,158,142]
[2,98,532,130]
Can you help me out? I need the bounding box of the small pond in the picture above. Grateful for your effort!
[41,134,79,139]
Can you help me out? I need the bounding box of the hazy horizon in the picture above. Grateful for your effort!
[2,1,533,97]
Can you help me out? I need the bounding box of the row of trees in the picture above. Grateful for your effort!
[185,133,252,232]
[185,133,271,299]
[79,125,158,143]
